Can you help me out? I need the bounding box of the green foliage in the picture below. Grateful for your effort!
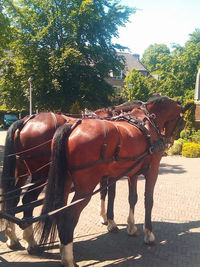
[122,68,151,102]
[182,142,200,158]
[69,101,81,114]
[167,139,183,155]
[183,99,196,132]
[0,7,11,53]
[180,129,191,140]
[141,29,200,102]
[141,44,171,72]
[0,0,135,111]
[190,129,200,143]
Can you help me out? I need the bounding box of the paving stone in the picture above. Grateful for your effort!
[0,134,200,267]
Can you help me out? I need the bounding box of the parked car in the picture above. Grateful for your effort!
[3,114,19,128]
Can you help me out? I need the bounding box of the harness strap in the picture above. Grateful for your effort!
[113,124,121,160]
[16,149,51,160]
[50,112,59,130]
[23,114,36,126]
[100,121,108,160]
[116,115,152,151]
[141,104,163,138]
[15,152,148,229]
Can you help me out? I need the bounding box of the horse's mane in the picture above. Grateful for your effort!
[115,100,143,108]
[146,96,172,104]
[146,95,182,106]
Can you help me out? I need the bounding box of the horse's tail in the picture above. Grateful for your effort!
[36,123,74,246]
[0,120,24,229]
[0,120,24,211]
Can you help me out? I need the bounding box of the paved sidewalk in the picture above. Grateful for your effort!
[0,134,200,266]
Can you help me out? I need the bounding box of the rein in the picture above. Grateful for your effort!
[0,154,147,229]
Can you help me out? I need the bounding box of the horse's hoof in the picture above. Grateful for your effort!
[127,229,139,237]
[27,246,43,255]
[108,225,119,233]
[101,220,108,226]
[6,240,23,250]
[61,262,79,267]
[100,216,108,225]
[127,225,139,237]
[144,239,157,246]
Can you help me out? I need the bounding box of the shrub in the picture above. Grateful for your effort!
[191,130,200,143]
[177,138,187,144]
[181,142,200,158]
[69,101,81,114]
[167,139,183,155]
[180,129,190,140]
[183,99,196,133]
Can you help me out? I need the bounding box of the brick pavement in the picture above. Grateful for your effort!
[0,136,200,266]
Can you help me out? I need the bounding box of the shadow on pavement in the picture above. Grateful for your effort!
[2,220,198,267]
[73,220,200,266]
[159,162,186,175]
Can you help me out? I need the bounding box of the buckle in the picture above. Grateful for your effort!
[150,113,156,119]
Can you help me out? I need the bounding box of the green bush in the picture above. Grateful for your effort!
[69,101,81,114]
[181,142,200,158]
[167,139,183,155]
[183,99,196,132]
[180,129,190,140]
[177,138,187,144]
[190,130,200,143]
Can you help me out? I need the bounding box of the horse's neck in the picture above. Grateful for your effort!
[95,109,112,118]
[146,104,166,130]
[130,108,145,118]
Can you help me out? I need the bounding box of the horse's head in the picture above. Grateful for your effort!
[145,96,192,144]
[162,100,194,143]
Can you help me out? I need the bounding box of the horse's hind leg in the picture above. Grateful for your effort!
[127,175,139,236]
[21,171,47,254]
[99,176,108,224]
[58,193,91,267]
[143,158,160,245]
[5,221,21,250]
[5,162,28,250]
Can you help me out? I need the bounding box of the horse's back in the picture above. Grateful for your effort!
[15,112,68,149]
[67,118,147,171]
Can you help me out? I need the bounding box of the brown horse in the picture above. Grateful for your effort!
[0,101,141,253]
[0,112,72,252]
[37,96,190,266]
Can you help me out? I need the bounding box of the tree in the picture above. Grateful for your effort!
[122,68,151,102]
[141,29,200,103]
[141,44,171,72]
[0,6,10,55]
[1,0,135,111]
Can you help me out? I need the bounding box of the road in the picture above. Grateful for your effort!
[0,130,200,266]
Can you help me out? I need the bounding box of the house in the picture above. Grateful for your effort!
[105,52,150,96]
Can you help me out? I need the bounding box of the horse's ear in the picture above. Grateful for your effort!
[182,102,194,113]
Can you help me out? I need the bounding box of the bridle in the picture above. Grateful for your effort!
[141,103,165,139]
[141,103,184,145]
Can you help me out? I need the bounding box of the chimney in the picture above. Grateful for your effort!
[133,54,140,61]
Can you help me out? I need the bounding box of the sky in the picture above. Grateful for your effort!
[115,0,200,57]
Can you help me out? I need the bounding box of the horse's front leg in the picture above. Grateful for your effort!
[99,176,108,225]
[127,175,139,236]
[106,177,118,233]
[143,155,161,245]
